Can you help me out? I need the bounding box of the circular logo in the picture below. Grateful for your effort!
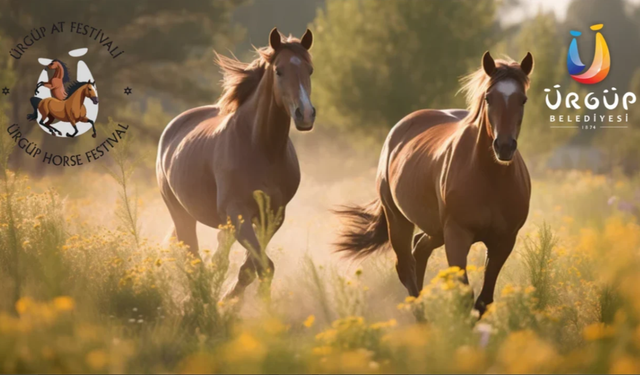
[5,21,132,167]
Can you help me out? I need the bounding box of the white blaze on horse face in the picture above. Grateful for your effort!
[290,56,302,66]
[495,80,519,104]
[299,83,311,112]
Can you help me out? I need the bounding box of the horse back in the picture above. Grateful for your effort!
[158,105,222,173]
[376,110,466,230]
[381,109,467,182]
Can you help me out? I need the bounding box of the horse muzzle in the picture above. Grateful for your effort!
[293,106,316,132]
[493,138,517,162]
[90,97,99,105]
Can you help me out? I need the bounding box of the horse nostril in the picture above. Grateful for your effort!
[492,139,500,152]
[311,107,316,118]
[511,139,518,151]
[295,107,302,120]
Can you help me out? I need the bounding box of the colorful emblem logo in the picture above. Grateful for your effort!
[567,24,610,84]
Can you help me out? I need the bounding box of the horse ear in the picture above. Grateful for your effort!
[300,29,313,50]
[482,51,496,77]
[520,52,534,76]
[269,27,282,50]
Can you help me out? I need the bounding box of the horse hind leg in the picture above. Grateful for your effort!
[161,187,199,258]
[412,232,444,291]
[40,115,61,136]
[383,204,420,298]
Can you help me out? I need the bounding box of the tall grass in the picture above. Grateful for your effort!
[1,167,640,373]
[522,222,558,310]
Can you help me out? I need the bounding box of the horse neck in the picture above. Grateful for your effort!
[53,66,64,80]
[245,69,291,159]
[70,88,86,105]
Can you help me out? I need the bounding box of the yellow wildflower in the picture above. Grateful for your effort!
[303,315,315,328]
[53,296,75,312]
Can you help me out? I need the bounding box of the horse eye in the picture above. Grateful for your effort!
[523,97,528,105]
[309,67,314,76]
[275,68,283,77]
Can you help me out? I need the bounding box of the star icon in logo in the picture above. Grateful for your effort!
[2,87,9,95]
[124,87,132,95]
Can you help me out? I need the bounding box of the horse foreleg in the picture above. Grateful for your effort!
[223,209,283,302]
[34,82,44,95]
[224,203,277,301]
[474,236,516,317]
[443,223,474,283]
[88,120,96,138]
[412,232,444,291]
[222,253,257,301]
[78,116,97,138]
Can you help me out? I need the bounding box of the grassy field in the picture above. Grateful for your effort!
[1,132,640,374]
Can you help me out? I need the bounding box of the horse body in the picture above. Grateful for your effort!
[36,60,70,99]
[385,109,530,240]
[157,105,301,230]
[157,28,314,300]
[336,52,534,315]
[31,81,98,138]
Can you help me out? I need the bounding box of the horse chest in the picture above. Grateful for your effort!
[445,177,529,236]
[237,156,300,206]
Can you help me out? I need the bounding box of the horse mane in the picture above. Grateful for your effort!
[66,80,92,97]
[215,36,311,114]
[53,59,70,84]
[459,58,530,124]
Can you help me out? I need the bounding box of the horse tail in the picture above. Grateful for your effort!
[333,199,389,258]
[26,97,42,121]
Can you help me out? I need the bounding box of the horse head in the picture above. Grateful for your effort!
[46,60,61,71]
[84,81,99,105]
[481,51,534,163]
[269,28,315,131]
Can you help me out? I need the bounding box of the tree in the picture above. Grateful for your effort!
[310,0,497,132]
[514,12,578,159]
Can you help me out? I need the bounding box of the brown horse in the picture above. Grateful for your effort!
[29,81,99,138]
[156,28,315,300]
[35,60,70,100]
[335,52,534,315]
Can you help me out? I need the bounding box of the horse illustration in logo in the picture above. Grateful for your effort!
[34,59,70,99]
[26,49,100,138]
[567,24,611,84]
[27,80,99,138]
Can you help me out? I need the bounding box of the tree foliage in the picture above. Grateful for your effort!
[514,12,578,159]
[311,0,497,131]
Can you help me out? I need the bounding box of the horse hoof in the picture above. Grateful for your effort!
[66,133,74,138]
[92,134,96,138]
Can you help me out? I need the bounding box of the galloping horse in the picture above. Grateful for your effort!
[157,28,315,300]
[27,81,99,138]
[335,52,534,315]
